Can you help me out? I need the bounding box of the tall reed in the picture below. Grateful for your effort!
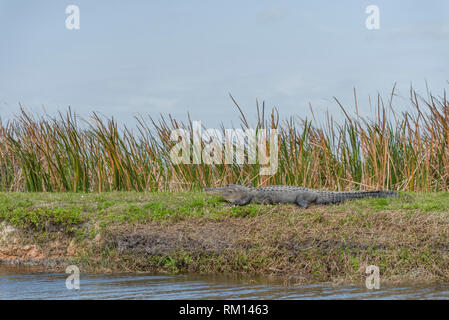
[0,86,448,192]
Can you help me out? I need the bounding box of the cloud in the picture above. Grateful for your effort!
[275,75,304,96]
[126,96,180,112]
[257,6,285,23]
[390,23,449,39]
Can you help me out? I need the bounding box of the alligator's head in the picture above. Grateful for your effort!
[204,184,252,202]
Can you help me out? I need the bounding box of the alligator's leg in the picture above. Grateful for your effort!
[229,195,253,207]
[295,199,309,208]
[295,192,318,209]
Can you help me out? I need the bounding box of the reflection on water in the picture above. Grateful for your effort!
[1,265,449,300]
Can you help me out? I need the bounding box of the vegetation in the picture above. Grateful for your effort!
[1,84,449,284]
[1,85,449,192]
[0,192,271,228]
[2,192,449,284]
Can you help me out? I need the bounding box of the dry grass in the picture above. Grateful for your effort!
[92,204,449,284]
[2,192,449,284]
[1,85,449,192]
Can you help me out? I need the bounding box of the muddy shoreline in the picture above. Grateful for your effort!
[2,192,449,285]
[0,216,447,285]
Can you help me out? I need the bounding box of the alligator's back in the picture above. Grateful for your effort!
[313,189,399,205]
[204,184,402,208]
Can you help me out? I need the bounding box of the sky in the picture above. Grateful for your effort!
[1,0,448,127]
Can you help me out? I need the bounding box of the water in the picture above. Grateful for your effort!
[1,265,449,300]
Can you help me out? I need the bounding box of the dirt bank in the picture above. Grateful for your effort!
[1,191,449,285]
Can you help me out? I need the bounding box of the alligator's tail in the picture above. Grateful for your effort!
[342,190,399,201]
[322,190,411,204]
[376,190,400,199]
[373,190,414,202]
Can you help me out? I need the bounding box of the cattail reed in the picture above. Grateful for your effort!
[0,86,448,192]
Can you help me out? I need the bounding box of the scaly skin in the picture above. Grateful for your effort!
[204,184,400,208]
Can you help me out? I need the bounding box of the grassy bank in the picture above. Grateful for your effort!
[1,191,449,285]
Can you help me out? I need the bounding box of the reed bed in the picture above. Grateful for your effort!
[0,86,448,192]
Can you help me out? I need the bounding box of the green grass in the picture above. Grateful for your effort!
[0,191,448,233]
[0,191,251,230]
[339,192,449,212]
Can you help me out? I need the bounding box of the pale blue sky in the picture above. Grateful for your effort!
[1,0,448,127]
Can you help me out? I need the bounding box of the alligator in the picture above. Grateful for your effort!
[204,184,401,208]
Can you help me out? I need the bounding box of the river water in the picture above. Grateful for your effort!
[1,265,448,300]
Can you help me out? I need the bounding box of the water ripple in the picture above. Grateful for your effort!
[1,266,449,300]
